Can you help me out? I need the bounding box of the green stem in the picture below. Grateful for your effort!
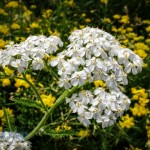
[44,60,59,80]
[25,85,79,141]
[3,107,13,132]
[22,73,48,112]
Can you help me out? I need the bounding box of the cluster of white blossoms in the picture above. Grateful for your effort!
[0,132,31,150]
[50,27,143,127]
[0,35,63,72]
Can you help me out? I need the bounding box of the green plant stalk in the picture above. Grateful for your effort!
[3,107,13,132]
[25,85,79,141]
[22,73,48,112]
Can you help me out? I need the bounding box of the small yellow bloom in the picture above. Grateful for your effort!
[119,114,135,129]
[5,1,19,8]
[132,95,139,100]
[103,18,111,23]
[94,80,106,88]
[0,110,4,118]
[113,14,121,19]
[85,18,91,23]
[0,8,8,16]
[0,126,3,132]
[11,23,20,30]
[30,22,39,29]
[77,129,90,137]
[146,26,150,32]
[1,78,11,87]
[111,26,118,32]
[79,25,85,29]
[4,67,14,75]
[0,39,6,48]
[119,15,130,24]
[55,126,61,132]
[0,25,9,35]
[41,94,56,107]
[81,13,86,17]
[100,0,108,4]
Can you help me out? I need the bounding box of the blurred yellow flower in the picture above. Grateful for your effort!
[1,78,11,87]
[0,25,10,35]
[119,114,135,128]
[142,20,150,24]
[0,39,6,48]
[119,15,130,24]
[40,94,56,107]
[126,27,133,32]
[103,18,111,23]
[4,67,14,76]
[15,74,35,88]
[113,14,121,19]
[130,103,149,116]
[111,26,118,32]
[0,8,8,16]
[100,0,108,4]
[5,1,19,8]
[0,110,4,118]
[134,49,147,59]
[85,18,91,23]
[42,9,52,18]
[77,129,90,137]
[11,23,20,30]
[94,80,106,88]
[146,26,150,32]
[134,42,149,51]
[30,22,39,29]
[0,126,3,132]
[81,13,86,17]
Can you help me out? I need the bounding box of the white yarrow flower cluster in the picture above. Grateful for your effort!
[0,132,31,150]
[0,35,63,72]
[50,27,143,127]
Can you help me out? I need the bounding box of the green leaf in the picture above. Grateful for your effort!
[41,128,76,139]
[13,98,43,110]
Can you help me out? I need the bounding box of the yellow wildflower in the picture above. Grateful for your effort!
[30,5,36,9]
[0,126,3,132]
[145,39,150,44]
[1,78,11,87]
[134,43,149,51]
[0,8,8,16]
[146,26,150,32]
[0,110,4,118]
[4,67,14,75]
[30,22,39,29]
[113,14,121,19]
[142,20,150,24]
[0,25,9,35]
[77,129,90,137]
[11,23,20,30]
[55,126,61,132]
[103,18,111,23]
[42,9,52,18]
[126,33,137,39]
[81,13,86,17]
[79,25,85,29]
[23,10,32,21]
[61,124,72,130]
[0,39,6,48]
[130,103,149,117]
[132,95,139,100]
[85,18,91,23]
[41,94,56,107]
[100,0,108,4]
[15,74,34,88]
[111,26,118,32]
[5,1,19,8]
[94,80,106,88]
[119,15,130,24]
[126,27,133,32]
[119,114,135,128]
[134,49,147,59]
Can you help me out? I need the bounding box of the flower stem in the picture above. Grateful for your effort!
[22,73,48,112]
[25,85,79,141]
